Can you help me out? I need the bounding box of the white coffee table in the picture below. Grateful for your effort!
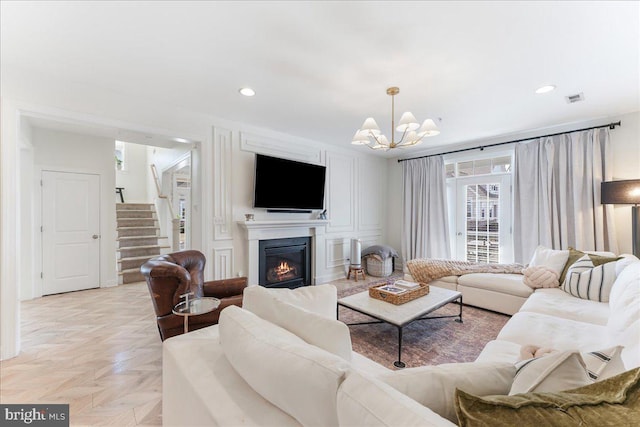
[338,285,463,368]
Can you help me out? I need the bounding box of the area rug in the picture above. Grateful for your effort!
[338,280,510,369]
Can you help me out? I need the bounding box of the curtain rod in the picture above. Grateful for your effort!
[397,121,622,163]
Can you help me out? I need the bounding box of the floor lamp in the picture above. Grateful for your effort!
[601,179,640,257]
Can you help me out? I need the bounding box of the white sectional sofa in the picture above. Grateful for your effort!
[163,255,640,426]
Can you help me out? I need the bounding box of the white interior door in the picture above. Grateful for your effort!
[42,171,100,295]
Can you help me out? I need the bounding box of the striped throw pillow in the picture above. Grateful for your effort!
[561,255,618,302]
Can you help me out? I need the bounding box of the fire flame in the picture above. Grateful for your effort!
[275,261,292,275]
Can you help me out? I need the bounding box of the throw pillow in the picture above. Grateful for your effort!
[510,351,591,395]
[561,254,619,302]
[522,265,559,289]
[454,367,640,427]
[378,362,516,424]
[559,247,585,283]
[510,346,625,395]
[528,245,569,277]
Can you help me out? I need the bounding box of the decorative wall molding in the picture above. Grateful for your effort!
[212,247,234,280]
[326,153,356,233]
[239,131,323,165]
[325,237,349,268]
[213,127,233,240]
[358,157,385,232]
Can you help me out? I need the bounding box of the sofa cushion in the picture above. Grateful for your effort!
[607,261,640,333]
[241,284,352,360]
[336,370,457,427]
[561,254,619,302]
[243,283,337,319]
[219,306,350,427]
[618,319,640,370]
[518,288,610,325]
[528,245,570,276]
[378,362,516,423]
[457,273,533,298]
[454,368,640,427]
[496,311,610,352]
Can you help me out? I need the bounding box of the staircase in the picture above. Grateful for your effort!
[117,203,170,284]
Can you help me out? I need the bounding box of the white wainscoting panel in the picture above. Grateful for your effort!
[326,153,356,233]
[213,127,233,241]
[212,247,234,280]
[239,132,323,165]
[325,237,349,268]
[358,157,385,232]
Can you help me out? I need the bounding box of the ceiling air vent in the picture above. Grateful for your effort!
[565,92,585,104]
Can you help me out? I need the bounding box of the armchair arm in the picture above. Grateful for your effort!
[203,277,248,299]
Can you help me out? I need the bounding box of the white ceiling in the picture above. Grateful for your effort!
[2,1,639,157]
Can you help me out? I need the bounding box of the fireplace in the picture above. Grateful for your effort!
[259,237,311,288]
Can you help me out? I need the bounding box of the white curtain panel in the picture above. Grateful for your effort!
[401,156,451,262]
[513,128,618,263]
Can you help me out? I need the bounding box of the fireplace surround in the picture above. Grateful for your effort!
[238,219,329,287]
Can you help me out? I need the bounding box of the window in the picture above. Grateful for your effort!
[115,140,126,171]
[446,152,513,263]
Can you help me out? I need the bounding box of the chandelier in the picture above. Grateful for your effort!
[351,87,440,150]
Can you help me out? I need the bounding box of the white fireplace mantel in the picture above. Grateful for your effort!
[237,220,330,286]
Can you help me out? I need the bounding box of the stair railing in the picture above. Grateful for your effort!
[151,163,180,251]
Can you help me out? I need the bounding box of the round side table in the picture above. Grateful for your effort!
[172,296,221,334]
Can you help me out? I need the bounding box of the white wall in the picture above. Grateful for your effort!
[31,127,118,295]
[115,141,150,203]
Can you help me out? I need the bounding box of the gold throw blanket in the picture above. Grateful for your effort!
[406,258,525,284]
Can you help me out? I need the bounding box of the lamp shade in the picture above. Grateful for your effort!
[396,112,420,132]
[418,119,440,137]
[351,130,369,145]
[601,180,640,205]
[361,117,381,135]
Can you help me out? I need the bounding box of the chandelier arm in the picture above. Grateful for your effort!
[396,128,409,145]
[368,131,384,146]
[404,133,426,147]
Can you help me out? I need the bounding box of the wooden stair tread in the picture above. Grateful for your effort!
[117,255,159,262]
[117,235,168,240]
[117,226,159,230]
[119,268,147,275]
[117,244,171,251]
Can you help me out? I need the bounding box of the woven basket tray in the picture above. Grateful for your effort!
[369,282,430,305]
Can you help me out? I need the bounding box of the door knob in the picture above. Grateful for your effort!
[92,234,100,239]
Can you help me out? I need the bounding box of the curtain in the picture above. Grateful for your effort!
[513,128,617,263]
[401,156,450,263]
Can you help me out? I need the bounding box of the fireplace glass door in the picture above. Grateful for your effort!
[259,237,311,288]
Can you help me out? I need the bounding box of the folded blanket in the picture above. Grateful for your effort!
[406,258,525,284]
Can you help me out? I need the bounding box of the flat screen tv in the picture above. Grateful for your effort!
[253,154,326,211]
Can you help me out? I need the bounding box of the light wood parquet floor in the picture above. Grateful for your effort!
[0,271,397,426]
[0,283,163,426]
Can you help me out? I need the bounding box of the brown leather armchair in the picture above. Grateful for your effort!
[140,250,247,341]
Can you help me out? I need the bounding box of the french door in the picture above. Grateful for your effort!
[455,175,512,263]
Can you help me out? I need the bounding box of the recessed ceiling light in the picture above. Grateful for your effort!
[174,137,189,143]
[535,85,556,94]
[239,87,256,97]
